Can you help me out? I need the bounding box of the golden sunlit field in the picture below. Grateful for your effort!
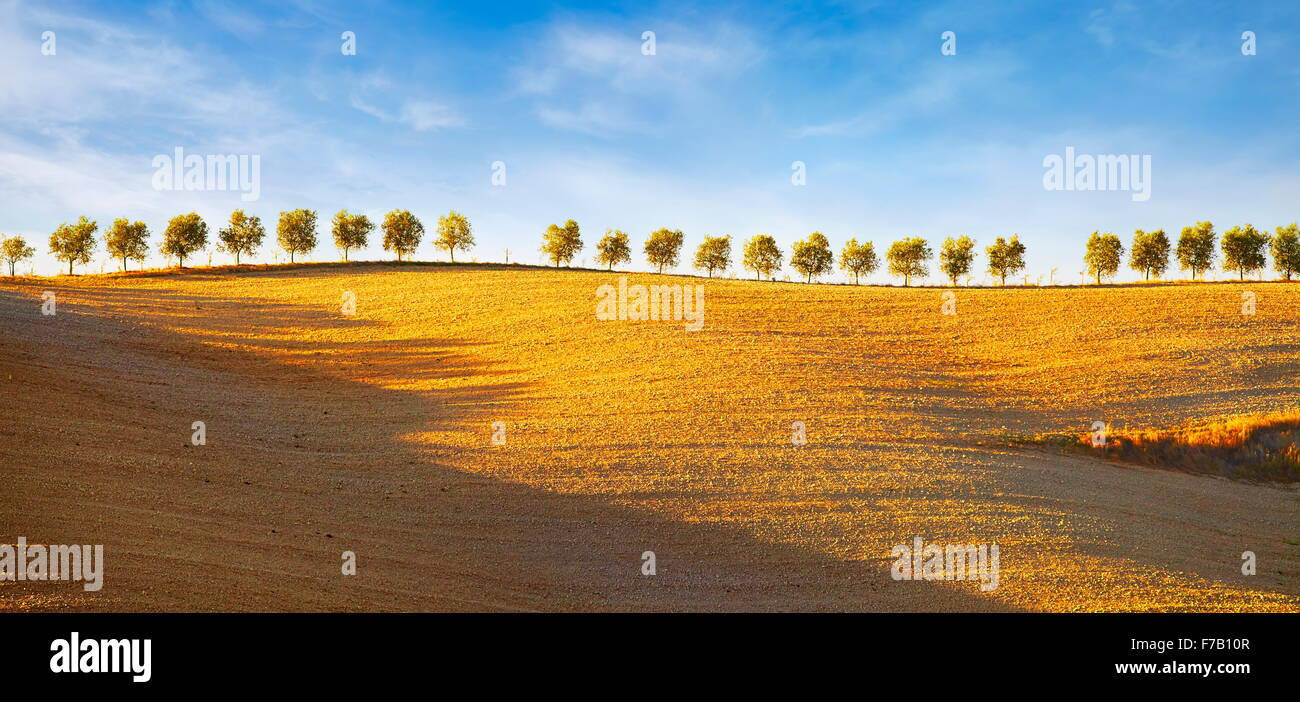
[2,263,1297,612]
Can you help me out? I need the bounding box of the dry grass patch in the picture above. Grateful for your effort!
[1028,412,1300,483]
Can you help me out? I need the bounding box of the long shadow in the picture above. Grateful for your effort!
[0,283,1009,612]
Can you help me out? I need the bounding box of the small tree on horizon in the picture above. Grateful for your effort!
[49,216,98,275]
[693,235,732,278]
[742,234,782,280]
[1084,231,1124,284]
[790,231,833,283]
[217,210,266,265]
[1,235,35,276]
[938,235,976,286]
[277,209,318,264]
[986,235,1026,286]
[332,210,373,262]
[105,218,150,272]
[595,229,631,270]
[382,209,424,261]
[886,237,931,286]
[159,212,208,269]
[1221,224,1269,280]
[1129,229,1170,281]
[435,210,474,262]
[1176,221,1216,280]
[1271,223,1300,281]
[839,238,878,284]
[644,228,684,273]
[541,219,582,267]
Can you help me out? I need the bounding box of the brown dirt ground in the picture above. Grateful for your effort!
[1,263,1296,611]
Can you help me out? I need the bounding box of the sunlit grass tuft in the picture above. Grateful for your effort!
[1028,413,1300,483]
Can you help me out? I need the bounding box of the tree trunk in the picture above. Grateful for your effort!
[68,259,73,275]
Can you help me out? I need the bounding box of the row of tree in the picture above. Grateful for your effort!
[0,208,475,275]
[1082,222,1299,283]
[563,221,1300,284]
[5,212,1298,284]
[565,223,1024,285]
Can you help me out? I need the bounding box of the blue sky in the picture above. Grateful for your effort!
[2,0,1298,282]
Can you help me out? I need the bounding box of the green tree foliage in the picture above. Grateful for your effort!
[938,235,976,286]
[790,231,833,283]
[1129,229,1170,281]
[1084,231,1124,284]
[1176,221,1216,280]
[49,215,98,275]
[693,235,732,278]
[331,210,373,262]
[742,234,782,280]
[595,229,631,270]
[986,235,1026,286]
[643,227,684,273]
[839,238,878,284]
[382,209,424,261]
[217,210,266,265]
[1,235,35,276]
[105,218,150,272]
[160,212,208,269]
[886,237,932,286]
[541,219,583,267]
[277,209,318,263]
[1221,224,1269,280]
[435,210,474,262]
[1271,223,1300,281]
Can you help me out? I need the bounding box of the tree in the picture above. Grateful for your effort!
[693,235,732,278]
[839,238,878,284]
[790,232,833,283]
[435,210,474,262]
[1221,224,1269,280]
[541,219,582,266]
[986,235,1026,286]
[885,237,932,286]
[1271,223,1300,281]
[160,213,208,268]
[595,229,631,270]
[105,218,150,272]
[1,236,35,276]
[1176,221,1216,280]
[938,236,976,286]
[277,209,318,263]
[1083,231,1124,284]
[49,216,98,275]
[742,234,782,280]
[1129,229,1170,281]
[382,209,424,261]
[332,210,373,262]
[217,210,266,265]
[644,228,684,273]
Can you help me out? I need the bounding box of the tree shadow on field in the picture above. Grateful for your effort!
[0,282,1012,612]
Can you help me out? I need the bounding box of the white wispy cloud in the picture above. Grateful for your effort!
[512,20,765,134]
